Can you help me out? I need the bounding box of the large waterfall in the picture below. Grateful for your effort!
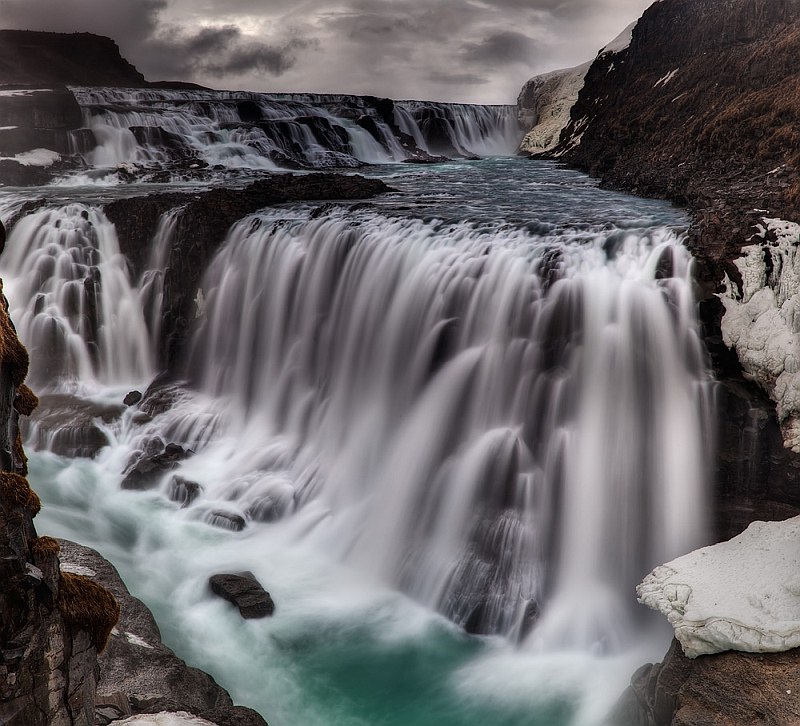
[1,152,712,725]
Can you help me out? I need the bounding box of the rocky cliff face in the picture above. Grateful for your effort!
[516,62,590,154]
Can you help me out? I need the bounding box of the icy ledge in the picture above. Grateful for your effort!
[637,517,800,658]
[721,217,800,452]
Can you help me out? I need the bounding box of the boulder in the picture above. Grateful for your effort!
[23,393,122,458]
[209,572,274,619]
[121,442,192,490]
[123,390,143,407]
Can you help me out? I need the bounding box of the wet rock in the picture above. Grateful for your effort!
[123,390,143,406]
[613,639,800,726]
[23,393,123,458]
[207,510,247,532]
[105,172,392,374]
[209,572,275,619]
[121,442,192,490]
[168,475,202,507]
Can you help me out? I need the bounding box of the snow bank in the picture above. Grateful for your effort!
[638,517,800,658]
[721,217,800,452]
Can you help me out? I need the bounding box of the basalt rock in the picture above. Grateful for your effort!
[209,572,275,619]
[613,639,800,725]
[0,31,146,87]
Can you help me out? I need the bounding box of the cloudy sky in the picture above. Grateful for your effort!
[0,0,652,103]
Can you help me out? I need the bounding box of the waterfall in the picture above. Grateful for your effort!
[7,155,711,723]
[0,205,154,389]
[180,207,711,643]
[65,87,521,175]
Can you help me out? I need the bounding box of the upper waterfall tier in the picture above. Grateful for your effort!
[62,87,521,178]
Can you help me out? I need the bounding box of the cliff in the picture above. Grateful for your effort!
[0,30,147,87]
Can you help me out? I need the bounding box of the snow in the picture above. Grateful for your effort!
[125,631,154,649]
[518,62,591,153]
[60,563,97,577]
[598,21,636,56]
[638,517,800,658]
[115,713,216,726]
[654,69,680,88]
[0,88,53,97]
[720,217,800,452]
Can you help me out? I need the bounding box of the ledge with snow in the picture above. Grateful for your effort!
[637,517,800,658]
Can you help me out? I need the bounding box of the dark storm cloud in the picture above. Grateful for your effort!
[0,0,165,41]
[0,0,314,80]
[462,31,538,66]
[0,0,653,101]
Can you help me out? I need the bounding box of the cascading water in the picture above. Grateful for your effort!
[65,87,520,177]
[1,204,153,388]
[3,157,713,726]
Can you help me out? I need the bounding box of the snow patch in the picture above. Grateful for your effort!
[0,88,53,97]
[115,713,216,726]
[638,517,800,658]
[720,217,800,452]
[60,563,97,577]
[654,69,680,88]
[599,21,636,56]
[518,62,591,154]
[125,632,154,649]
[1,148,61,167]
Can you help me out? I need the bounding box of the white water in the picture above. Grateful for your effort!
[4,159,712,725]
[67,87,520,174]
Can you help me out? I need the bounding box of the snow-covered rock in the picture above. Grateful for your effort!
[720,217,800,452]
[517,62,590,153]
[637,517,800,658]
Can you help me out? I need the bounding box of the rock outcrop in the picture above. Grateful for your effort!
[0,31,147,87]
[614,638,800,726]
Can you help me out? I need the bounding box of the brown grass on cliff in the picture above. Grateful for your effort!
[57,572,120,653]
[0,471,40,515]
[32,535,60,560]
[14,383,38,416]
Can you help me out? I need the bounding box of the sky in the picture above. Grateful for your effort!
[0,0,653,103]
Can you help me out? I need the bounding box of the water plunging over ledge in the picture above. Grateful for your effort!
[3,158,713,726]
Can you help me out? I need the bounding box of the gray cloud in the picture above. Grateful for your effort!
[462,31,539,66]
[0,0,653,102]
